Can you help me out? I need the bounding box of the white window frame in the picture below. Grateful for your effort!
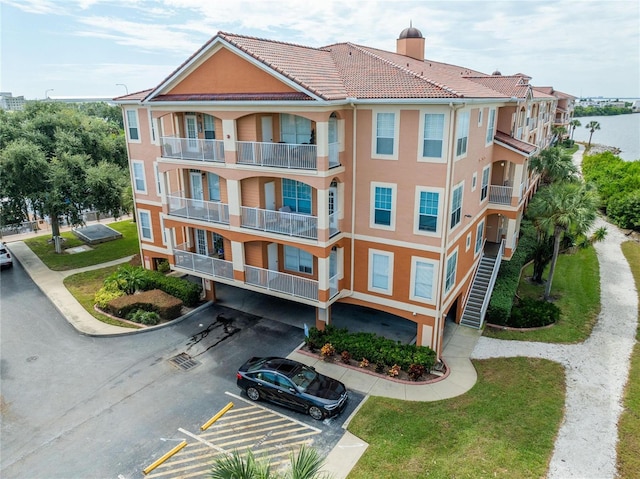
[208,172,221,201]
[421,113,445,160]
[480,166,490,201]
[475,220,485,255]
[132,160,147,194]
[154,163,162,196]
[125,109,140,143]
[148,110,157,144]
[410,257,437,303]
[372,110,399,159]
[486,108,496,145]
[466,232,472,251]
[138,209,153,242]
[370,182,397,230]
[368,249,393,295]
[445,249,458,293]
[414,187,443,236]
[455,111,470,158]
[450,182,464,230]
[160,215,168,246]
[284,245,313,274]
[471,172,478,192]
[478,108,483,127]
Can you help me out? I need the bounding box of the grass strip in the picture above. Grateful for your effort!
[484,246,600,343]
[63,265,139,329]
[25,220,139,271]
[617,240,640,477]
[347,357,565,479]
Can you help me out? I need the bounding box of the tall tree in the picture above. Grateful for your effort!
[585,120,601,147]
[530,146,578,185]
[528,182,599,300]
[569,119,581,140]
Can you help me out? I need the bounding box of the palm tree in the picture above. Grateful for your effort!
[585,120,601,147]
[530,146,578,185]
[528,182,599,300]
[210,445,332,479]
[569,119,581,140]
[551,125,567,144]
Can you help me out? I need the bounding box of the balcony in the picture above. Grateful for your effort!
[167,193,230,225]
[173,244,234,280]
[489,185,513,205]
[240,206,318,240]
[245,265,318,301]
[237,141,317,170]
[161,136,225,163]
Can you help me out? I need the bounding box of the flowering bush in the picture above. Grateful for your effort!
[388,364,401,377]
[359,358,370,368]
[320,343,335,360]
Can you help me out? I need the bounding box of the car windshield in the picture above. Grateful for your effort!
[289,365,318,391]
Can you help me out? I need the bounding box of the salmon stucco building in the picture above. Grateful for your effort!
[115,26,574,358]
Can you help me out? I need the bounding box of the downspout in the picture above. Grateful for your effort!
[349,100,357,294]
[434,101,465,358]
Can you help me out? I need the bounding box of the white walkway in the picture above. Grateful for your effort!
[472,218,638,478]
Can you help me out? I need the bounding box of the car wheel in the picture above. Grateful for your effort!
[308,406,324,420]
[246,387,260,401]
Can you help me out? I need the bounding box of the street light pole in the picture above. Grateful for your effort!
[116,83,129,95]
[45,89,54,100]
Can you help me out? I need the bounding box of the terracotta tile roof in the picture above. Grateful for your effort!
[151,92,313,102]
[140,31,566,104]
[533,86,576,100]
[494,130,538,155]
[114,89,153,101]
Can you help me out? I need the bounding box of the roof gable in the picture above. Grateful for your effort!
[167,46,298,96]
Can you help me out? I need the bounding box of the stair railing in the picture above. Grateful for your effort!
[478,239,505,328]
[460,238,487,324]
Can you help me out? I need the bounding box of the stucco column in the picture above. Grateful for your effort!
[512,162,525,204]
[222,119,237,164]
[316,188,328,238]
[227,179,241,228]
[505,217,517,249]
[231,241,246,282]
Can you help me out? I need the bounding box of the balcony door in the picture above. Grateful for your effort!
[185,114,198,152]
[195,229,208,256]
[328,186,338,231]
[190,172,204,209]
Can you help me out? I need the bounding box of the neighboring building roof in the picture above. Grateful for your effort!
[494,131,538,155]
[114,89,153,102]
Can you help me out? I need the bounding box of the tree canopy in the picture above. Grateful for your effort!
[0,102,128,242]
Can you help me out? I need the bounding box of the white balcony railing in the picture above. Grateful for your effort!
[167,193,229,225]
[328,142,340,168]
[173,244,234,280]
[245,265,318,301]
[489,185,513,205]
[236,141,317,170]
[328,212,339,237]
[240,206,318,240]
[161,136,225,163]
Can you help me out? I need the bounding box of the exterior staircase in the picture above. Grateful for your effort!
[460,240,505,329]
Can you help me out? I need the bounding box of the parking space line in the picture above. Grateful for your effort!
[178,427,227,454]
[224,391,322,432]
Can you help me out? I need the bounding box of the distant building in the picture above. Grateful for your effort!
[0,92,26,111]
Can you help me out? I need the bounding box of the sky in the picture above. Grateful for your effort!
[1,0,639,101]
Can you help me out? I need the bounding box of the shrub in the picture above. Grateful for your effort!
[388,364,400,377]
[157,259,170,274]
[341,350,351,364]
[320,343,335,360]
[408,364,426,381]
[94,285,125,309]
[306,326,436,373]
[105,289,183,320]
[127,309,160,325]
[508,297,561,328]
[359,358,370,368]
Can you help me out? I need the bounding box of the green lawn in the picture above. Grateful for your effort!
[617,240,640,477]
[483,246,600,343]
[25,220,139,270]
[347,357,565,479]
[63,264,140,328]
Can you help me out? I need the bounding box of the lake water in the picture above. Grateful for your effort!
[570,113,640,161]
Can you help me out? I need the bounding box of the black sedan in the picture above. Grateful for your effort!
[236,357,348,420]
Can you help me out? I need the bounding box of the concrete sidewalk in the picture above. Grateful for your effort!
[5,234,481,479]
